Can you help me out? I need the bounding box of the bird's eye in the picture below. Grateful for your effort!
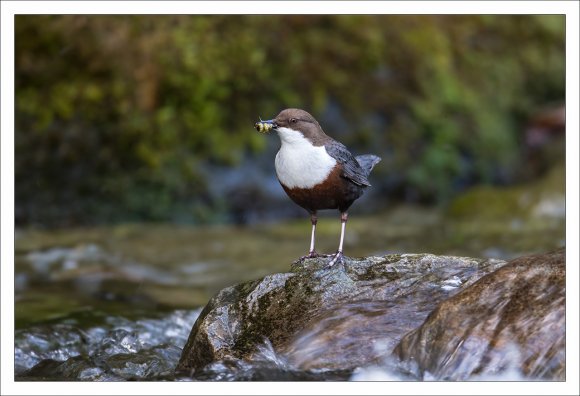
[290,118,298,124]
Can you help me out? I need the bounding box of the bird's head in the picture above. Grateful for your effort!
[255,108,328,145]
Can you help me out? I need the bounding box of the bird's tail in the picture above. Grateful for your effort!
[355,154,381,177]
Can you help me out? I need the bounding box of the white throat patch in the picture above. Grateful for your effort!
[274,127,337,189]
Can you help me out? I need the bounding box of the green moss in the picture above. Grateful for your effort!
[231,269,326,356]
[447,185,526,219]
[447,162,565,221]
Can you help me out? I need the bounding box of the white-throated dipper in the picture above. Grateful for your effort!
[255,108,381,267]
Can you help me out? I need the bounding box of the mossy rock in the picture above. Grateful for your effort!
[447,163,565,221]
[175,253,506,376]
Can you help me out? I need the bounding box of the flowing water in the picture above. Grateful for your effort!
[13,205,565,381]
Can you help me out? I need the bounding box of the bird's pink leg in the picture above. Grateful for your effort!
[300,212,320,260]
[327,212,348,267]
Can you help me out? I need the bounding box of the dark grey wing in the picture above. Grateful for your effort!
[324,142,372,187]
[355,154,381,177]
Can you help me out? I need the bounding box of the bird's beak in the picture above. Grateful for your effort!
[255,118,277,134]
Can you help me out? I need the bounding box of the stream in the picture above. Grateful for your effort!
[13,205,565,381]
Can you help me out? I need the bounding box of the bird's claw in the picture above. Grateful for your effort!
[299,251,320,261]
[326,251,344,268]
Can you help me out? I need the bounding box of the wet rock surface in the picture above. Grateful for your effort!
[177,249,565,380]
[394,248,565,380]
[176,253,508,377]
[15,310,201,381]
[14,246,565,381]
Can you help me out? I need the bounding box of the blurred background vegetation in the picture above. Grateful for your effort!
[15,15,565,227]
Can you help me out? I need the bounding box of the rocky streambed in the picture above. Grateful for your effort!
[176,249,565,381]
[14,217,565,381]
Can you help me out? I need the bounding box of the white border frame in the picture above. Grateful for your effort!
[2,2,578,395]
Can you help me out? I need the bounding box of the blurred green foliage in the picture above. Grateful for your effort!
[15,15,564,226]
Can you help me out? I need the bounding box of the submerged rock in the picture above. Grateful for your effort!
[15,310,200,381]
[176,253,507,377]
[394,248,565,380]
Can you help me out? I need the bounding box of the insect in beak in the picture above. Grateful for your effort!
[255,117,276,133]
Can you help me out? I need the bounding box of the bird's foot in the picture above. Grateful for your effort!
[299,251,320,261]
[326,251,344,268]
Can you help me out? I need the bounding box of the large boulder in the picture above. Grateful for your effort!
[394,248,565,380]
[176,253,507,377]
[176,249,565,380]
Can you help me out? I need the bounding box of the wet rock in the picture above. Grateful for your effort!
[15,310,200,381]
[176,253,507,376]
[394,248,565,380]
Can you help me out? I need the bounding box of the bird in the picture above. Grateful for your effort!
[255,108,381,267]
